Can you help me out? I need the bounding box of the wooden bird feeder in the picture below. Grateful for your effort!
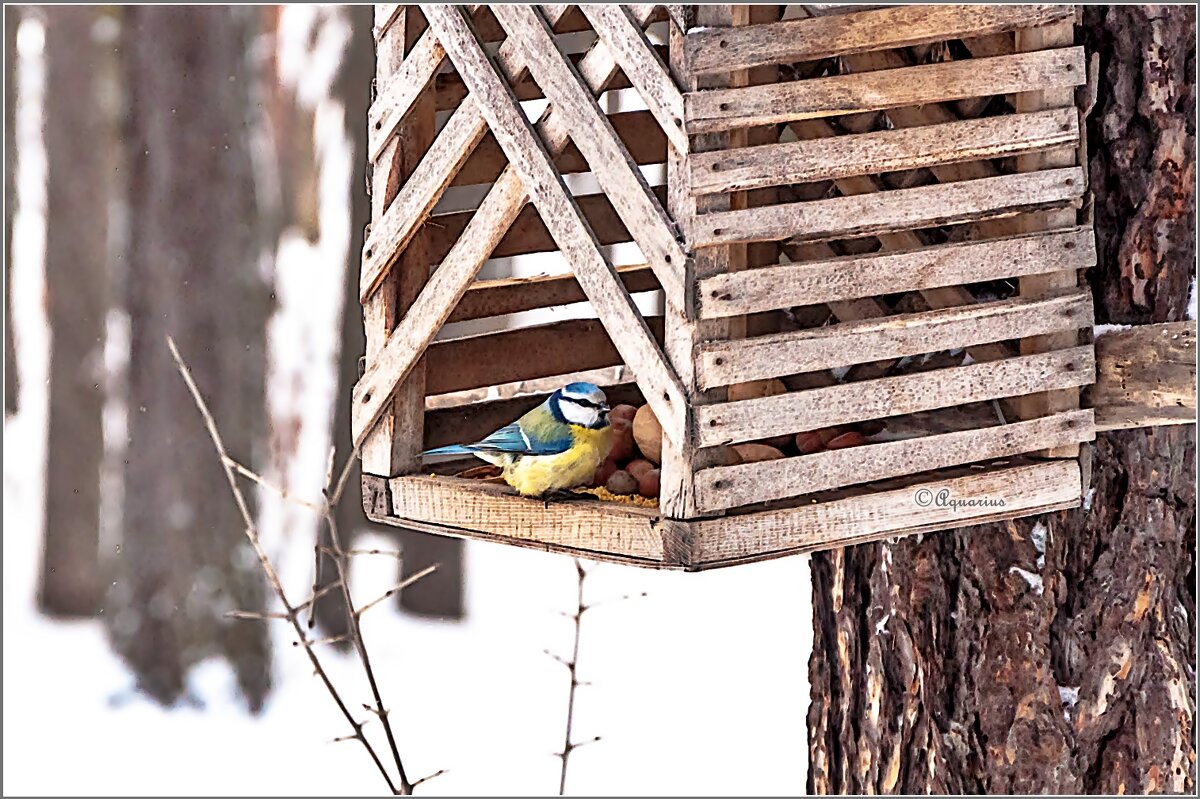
[353,4,1196,570]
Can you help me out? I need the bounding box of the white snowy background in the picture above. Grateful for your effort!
[3,8,813,796]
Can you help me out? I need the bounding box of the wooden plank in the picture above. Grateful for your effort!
[428,185,669,263]
[699,228,1096,318]
[424,5,689,446]
[697,290,1094,388]
[447,263,658,324]
[361,6,422,477]
[354,5,663,448]
[696,345,1096,447]
[683,4,1074,74]
[490,4,687,306]
[1013,21,1083,458]
[426,316,663,396]
[688,460,1081,565]
[1089,321,1197,431]
[451,109,667,187]
[693,167,1085,247]
[360,4,631,304]
[579,4,689,154]
[685,47,1086,132]
[367,27,444,162]
[695,409,1093,512]
[689,108,1078,195]
[387,475,677,563]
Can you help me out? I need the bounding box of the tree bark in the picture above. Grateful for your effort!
[109,6,272,711]
[5,5,20,415]
[807,6,1196,794]
[38,6,110,617]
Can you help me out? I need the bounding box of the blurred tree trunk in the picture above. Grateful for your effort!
[5,5,19,415]
[807,6,1195,794]
[39,6,108,617]
[110,6,272,711]
[315,7,464,631]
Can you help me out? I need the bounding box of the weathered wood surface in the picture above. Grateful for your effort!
[490,4,687,304]
[1088,321,1196,431]
[689,109,1078,195]
[426,316,663,396]
[423,4,688,446]
[690,459,1082,564]
[683,4,1074,75]
[386,475,682,564]
[447,263,658,324]
[697,290,1094,388]
[698,228,1096,318]
[580,4,687,155]
[693,167,1084,247]
[696,346,1096,447]
[686,47,1086,132]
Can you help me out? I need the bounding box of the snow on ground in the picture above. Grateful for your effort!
[3,12,812,796]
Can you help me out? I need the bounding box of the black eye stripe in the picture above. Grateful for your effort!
[562,396,602,409]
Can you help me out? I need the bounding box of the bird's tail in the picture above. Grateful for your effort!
[421,444,477,457]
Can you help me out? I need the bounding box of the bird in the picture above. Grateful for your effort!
[422,382,614,499]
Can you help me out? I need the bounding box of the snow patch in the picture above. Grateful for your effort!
[1030,521,1047,570]
[1188,276,1197,321]
[1058,685,1080,707]
[1009,566,1045,595]
[1082,487,1095,511]
[874,613,891,635]
[1094,323,1133,336]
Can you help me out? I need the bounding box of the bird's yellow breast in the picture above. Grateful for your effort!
[503,424,613,497]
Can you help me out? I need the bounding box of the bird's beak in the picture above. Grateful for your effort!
[599,403,610,414]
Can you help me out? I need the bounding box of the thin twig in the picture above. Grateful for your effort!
[555,559,588,796]
[168,337,414,794]
[355,564,441,619]
[223,454,324,511]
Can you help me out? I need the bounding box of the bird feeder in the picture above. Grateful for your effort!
[353,4,1105,569]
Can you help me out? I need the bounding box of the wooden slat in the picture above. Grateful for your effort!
[1089,321,1197,431]
[683,4,1074,75]
[699,228,1096,318]
[693,167,1084,247]
[698,290,1094,388]
[447,263,658,324]
[426,316,663,396]
[688,460,1082,565]
[367,28,445,162]
[491,4,687,306]
[689,108,1078,195]
[696,345,1096,447]
[579,4,689,154]
[428,185,669,263]
[388,475,678,563]
[695,409,1094,512]
[451,109,667,187]
[360,4,646,304]
[425,5,688,446]
[685,47,1086,132]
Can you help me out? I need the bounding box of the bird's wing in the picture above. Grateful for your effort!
[469,420,572,457]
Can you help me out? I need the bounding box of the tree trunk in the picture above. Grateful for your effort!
[38,6,109,618]
[807,6,1196,794]
[5,5,20,415]
[109,6,273,711]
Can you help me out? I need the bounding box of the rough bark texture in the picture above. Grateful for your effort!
[38,6,108,618]
[109,6,272,711]
[5,5,20,415]
[807,6,1196,794]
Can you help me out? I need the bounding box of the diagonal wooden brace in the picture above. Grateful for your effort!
[423,3,688,446]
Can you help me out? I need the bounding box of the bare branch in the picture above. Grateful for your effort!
[411,769,448,789]
[355,564,440,619]
[320,545,405,560]
[558,559,590,795]
[225,609,290,621]
[222,454,324,512]
[168,336,404,795]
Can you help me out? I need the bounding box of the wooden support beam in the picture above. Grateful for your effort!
[447,263,658,324]
[578,3,689,155]
[1088,321,1197,431]
[693,167,1085,247]
[696,290,1094,389]
[695,409,1094,512]
[698,228,1096,318]
[685,47,1086,132]
[689,108,1078,195]
[423,4,688,446]
[696,345,1096,447]
[683,4,1074,75]
[490,4,687,306]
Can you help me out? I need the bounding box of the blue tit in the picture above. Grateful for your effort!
[422,382,614,498]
